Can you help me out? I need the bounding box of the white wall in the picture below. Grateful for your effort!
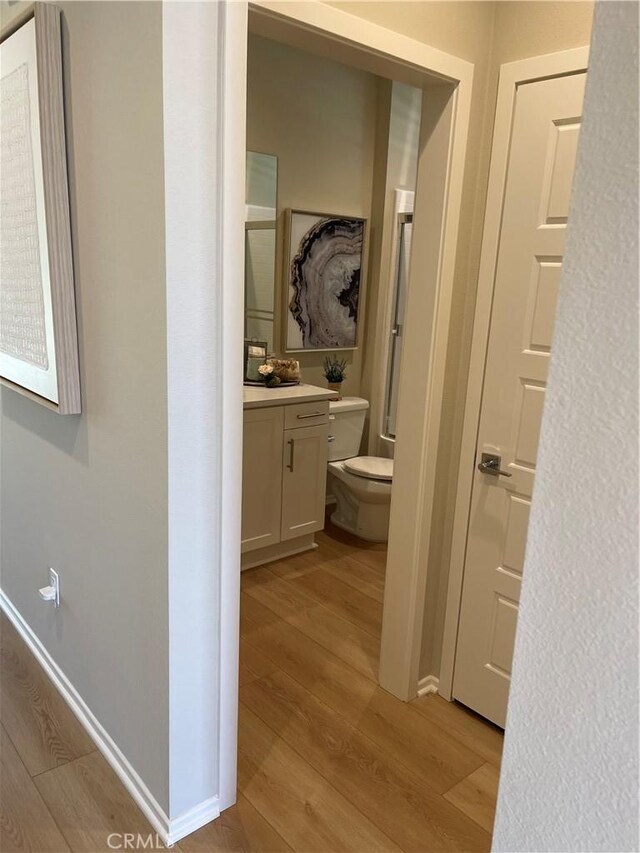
[493,3,639,850]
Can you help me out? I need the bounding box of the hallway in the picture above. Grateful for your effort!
[0,523,503,851]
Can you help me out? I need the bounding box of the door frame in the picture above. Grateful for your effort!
[239,3,475,712]
[437,46,590,702]
[202,0,477,809]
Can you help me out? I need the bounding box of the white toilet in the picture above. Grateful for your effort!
[327,398,393,543]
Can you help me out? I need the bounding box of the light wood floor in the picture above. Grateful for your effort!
[0,522,503,852]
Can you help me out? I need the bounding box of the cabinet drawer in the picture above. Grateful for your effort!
[284,400,329,430]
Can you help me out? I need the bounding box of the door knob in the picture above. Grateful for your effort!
[477,452,512,477]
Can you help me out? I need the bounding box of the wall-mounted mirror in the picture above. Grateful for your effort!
[245,151,277,352]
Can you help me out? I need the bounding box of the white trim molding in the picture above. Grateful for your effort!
[0,591,219,846]
[251,0,470,86]
[379,80,472,701]
[164,796,220,847]
[417,675,440,697]
[215,0,248,813]
[438,46,590,702]
[163,0,246,825]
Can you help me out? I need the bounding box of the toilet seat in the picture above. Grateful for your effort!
[343,456,393,481]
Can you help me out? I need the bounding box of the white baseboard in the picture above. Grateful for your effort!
[0,590,219,846]
[417,674,440,697]
[241,534,317,571]
[165,796,220,846]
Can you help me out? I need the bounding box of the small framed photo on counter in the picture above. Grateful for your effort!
[243,339,268,384]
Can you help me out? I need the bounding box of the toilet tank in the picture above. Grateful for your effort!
[328,397,369,461]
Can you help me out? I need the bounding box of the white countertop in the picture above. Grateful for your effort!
[243,383,338,409]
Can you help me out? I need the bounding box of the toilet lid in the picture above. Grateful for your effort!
[343,456,394,481]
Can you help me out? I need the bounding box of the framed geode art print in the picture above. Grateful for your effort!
[0,4,81,414]
[284,210,365,352]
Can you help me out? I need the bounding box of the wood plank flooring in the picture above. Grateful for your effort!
[0,619,95,777]
[0,520,503,851]
[0,617,171,852]
[239,522,503,852]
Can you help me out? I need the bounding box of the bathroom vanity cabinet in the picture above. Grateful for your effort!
[242,385,336,570]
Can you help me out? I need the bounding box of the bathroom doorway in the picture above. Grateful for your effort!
[236,2,474,719]
[231,11,502,845]
[173,0,476,823]
[164,0,547,837]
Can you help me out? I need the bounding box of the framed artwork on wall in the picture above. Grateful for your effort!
[284,209,366,352]
[0,3,81,414]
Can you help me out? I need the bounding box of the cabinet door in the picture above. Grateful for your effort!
[242,407,284,553]
[281,424,329,542]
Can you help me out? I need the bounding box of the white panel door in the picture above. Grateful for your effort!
[453,72,586,727]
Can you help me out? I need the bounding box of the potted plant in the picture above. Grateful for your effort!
[323,355,347,399]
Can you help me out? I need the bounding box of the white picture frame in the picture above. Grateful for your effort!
[0,3,80,414]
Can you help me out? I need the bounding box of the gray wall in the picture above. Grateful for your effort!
[0,1,169,812]
[493,3,639,849]
[246,33,378,396]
